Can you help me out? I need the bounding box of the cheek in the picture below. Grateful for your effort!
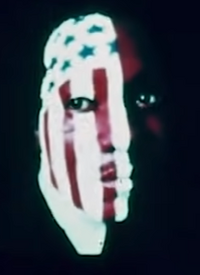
[63,111,75,136]
[146,115,163,136]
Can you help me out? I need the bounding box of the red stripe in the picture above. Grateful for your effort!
[44,111,58,189]
[59,81,82,208]
[93,69,116,219]
[114,25,142,82]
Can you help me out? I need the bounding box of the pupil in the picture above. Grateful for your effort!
[71,99,82,109]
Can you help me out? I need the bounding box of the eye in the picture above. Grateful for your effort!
[65,97,96,112]
[136,93,159,108]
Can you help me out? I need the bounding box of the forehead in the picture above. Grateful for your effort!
[42,13,143,101]
[114,25,142,82]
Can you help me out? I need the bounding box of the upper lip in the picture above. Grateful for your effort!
[100,162,117,182]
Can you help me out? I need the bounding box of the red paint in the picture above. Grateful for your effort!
[59,81,82,208]
[46,24,143,219]
[44,111,58,189]
[93,69,116,219]
[146,115,162,135]
[103,201,116,219]
[103,186,117,202]
[100,161,117,182]
[115,25,143,82]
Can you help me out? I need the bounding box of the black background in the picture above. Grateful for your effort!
[0,0,199,274]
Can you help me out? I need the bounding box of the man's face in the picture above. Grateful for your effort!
[38,13,142,223]
[58,69,133,222]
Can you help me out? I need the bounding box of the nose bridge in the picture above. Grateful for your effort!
[106,65,132,152]
[109,96,131,151]
[97,111,115,153]
[93,68,131,153]
[97,93,132,153]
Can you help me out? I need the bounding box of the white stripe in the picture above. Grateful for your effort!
[47,91,74,201]
[106,55,131,151]
[70,66,95,100]
[38,108,50,194]
[72,69,103,222]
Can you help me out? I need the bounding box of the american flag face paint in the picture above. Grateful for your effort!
[38,13,142,254]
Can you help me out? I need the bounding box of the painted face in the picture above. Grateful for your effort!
[38,13,142,255]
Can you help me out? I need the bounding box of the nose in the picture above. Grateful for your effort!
[106,101,133,152]
[101,142,115,154]
[97,123,133,154]
[97,131,116,153]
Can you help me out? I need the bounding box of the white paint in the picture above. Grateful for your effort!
[38,12,134,255]
[73,111,103,222]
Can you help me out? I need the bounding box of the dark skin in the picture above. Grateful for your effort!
[124,70,165,136]
[122,64,168,210]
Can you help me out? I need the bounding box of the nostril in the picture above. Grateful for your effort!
[101,144,115,153]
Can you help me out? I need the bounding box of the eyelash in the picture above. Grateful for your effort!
[136,94,158,108]
[64,93,160,112]
[65,97,97,112]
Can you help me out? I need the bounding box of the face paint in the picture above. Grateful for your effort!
[37,13,142,255]
[146,115,163,136]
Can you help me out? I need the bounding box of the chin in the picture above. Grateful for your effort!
[114,195,130,222]
[96,195,130,222]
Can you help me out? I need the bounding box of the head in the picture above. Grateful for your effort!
[37,12,148,254]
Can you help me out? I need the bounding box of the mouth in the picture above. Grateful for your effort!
[100,161,134,202]
[100,161,134,184]
[100,161,117,183]
[99,161,134,219]
[100,162,117,202]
